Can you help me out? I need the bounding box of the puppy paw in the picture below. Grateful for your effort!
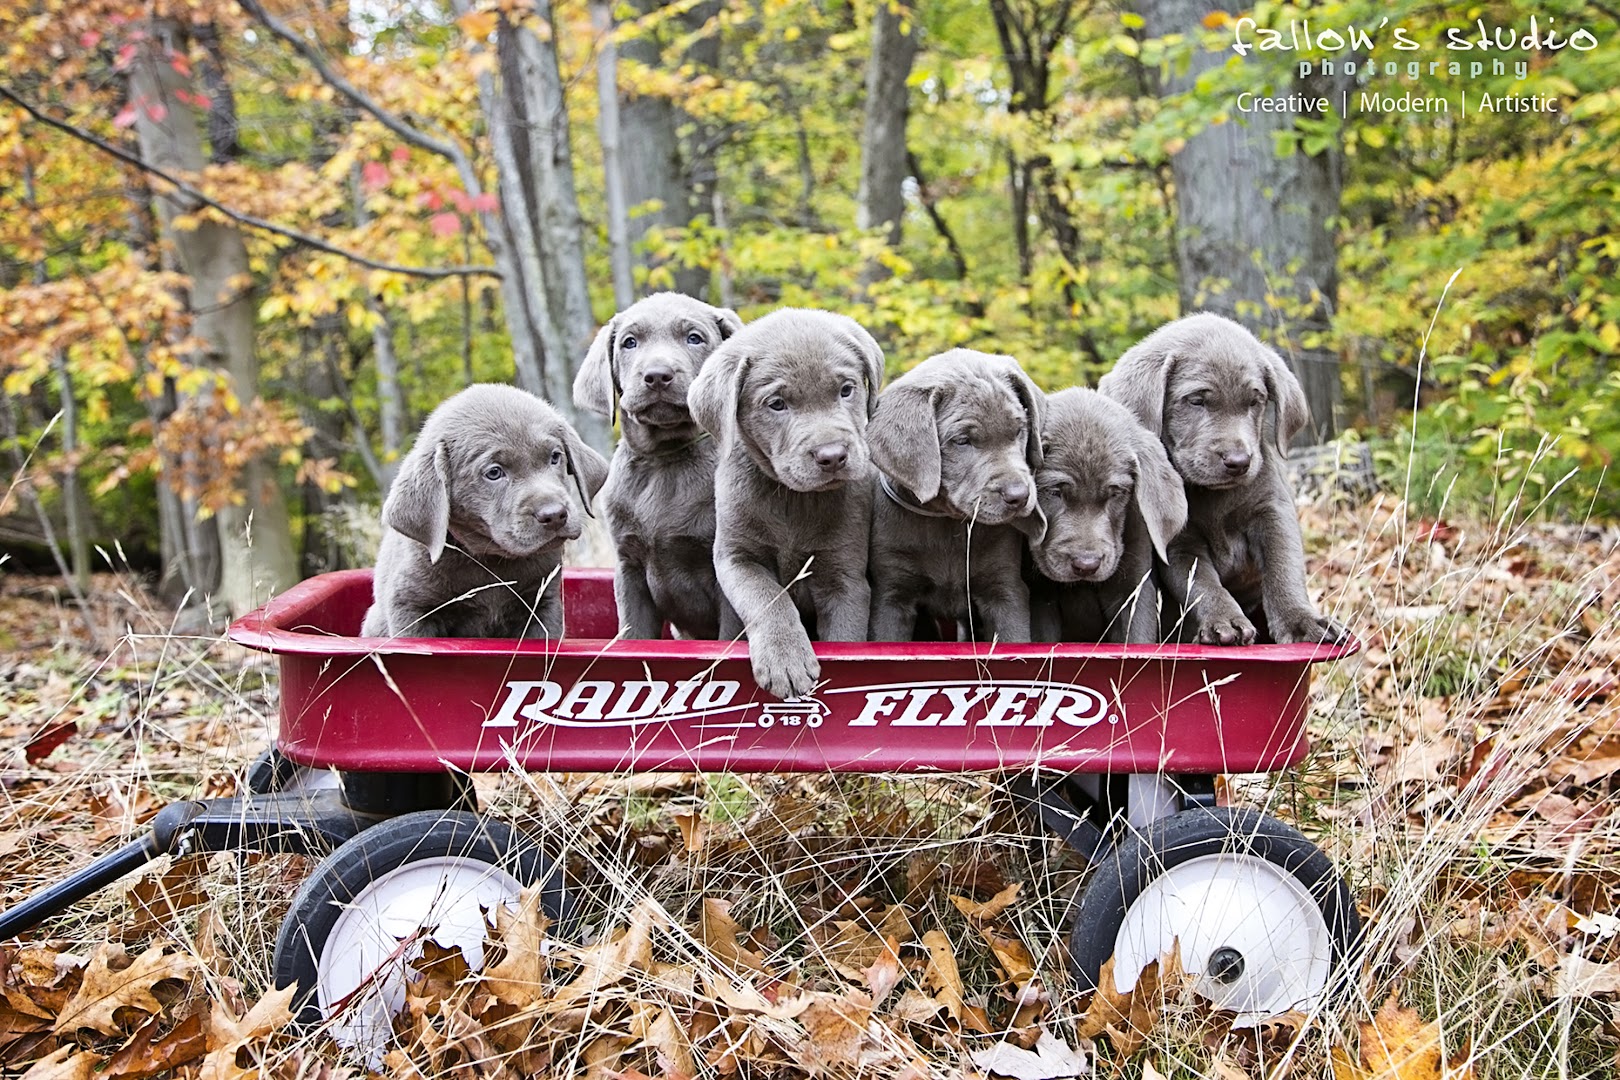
[1272,611,1351,645]
[1195,611,1257,647]
[750,631,821,700]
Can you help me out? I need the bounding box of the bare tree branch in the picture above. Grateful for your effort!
[0,83,501,281]
[236,0,484,194]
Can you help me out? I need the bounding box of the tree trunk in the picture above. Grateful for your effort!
[1136,0,1344,443]
[593,0,636,309]
[130,20,299,614]
[856,1,919,248]
[618,0,717,299]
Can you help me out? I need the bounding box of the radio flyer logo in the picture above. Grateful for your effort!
[483,678,1121,732]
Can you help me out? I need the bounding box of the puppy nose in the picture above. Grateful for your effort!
[1072,552,1103,576]
[535,502,568,529]
[1222,451,1252,475]
[643,366,675,387]
[812,443,848,472]
[1000,480,1029,507]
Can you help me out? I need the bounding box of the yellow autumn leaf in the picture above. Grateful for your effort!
[457,9,498,41]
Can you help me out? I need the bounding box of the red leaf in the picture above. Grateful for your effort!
[471,191,499,213]
[418,190,443,211]
[25,722,77,764]
[447,188,473,214]
[79,31,102,49]
[391,146,410,163]
[114,103,139,128]
[144,102,168,122]
[429,212,462,238]
[361,160,390,191]
[115,43,137,70]
[169,53,191,77]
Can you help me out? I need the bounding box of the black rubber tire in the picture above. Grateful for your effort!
[245,747,302,795]
[272,810,568,1026]
[1070,806,1360,1007]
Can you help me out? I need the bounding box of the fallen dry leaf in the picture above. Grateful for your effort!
[480,884,552,1007]
[949,882,1021,921]
[52,944,197,1036]
[1332,998,1476,1080]
[969,1027,1088,1079]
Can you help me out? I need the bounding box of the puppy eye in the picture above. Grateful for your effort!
[951,433,973,447]
[483,464,506,481]
[839,382,856,400]
[1187,393,1207,407]
[1107,485,1130,499]
[550,448,564,466]
[766,396,788,412]
[621,335,638,350]
[686,331,706,346]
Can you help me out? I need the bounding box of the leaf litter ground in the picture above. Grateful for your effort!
[1,495,1619,1078]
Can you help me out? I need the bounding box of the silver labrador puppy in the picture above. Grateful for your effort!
[1098,313,1346,645]
[574,292,743,639]
[1027,388,1186,643]
[361,384,609,639]
[688,308,885,699]
[867,349,1044,642]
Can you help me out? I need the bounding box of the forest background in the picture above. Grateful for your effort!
[1,0,1617,616]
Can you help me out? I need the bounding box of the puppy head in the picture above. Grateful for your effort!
[868,349,1042,526]
[1032,388,1187,584]
[385,384,609,562]
[688,308,884,492]
[573,292,743,430]
[1098,312,1311,490]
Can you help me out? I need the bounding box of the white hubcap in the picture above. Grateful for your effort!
[1110,852,1332,1022]
[316,856,524,1055]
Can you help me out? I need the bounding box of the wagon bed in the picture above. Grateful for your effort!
[226,567,1355,777]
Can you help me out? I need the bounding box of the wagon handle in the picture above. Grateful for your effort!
[0,801,206,941]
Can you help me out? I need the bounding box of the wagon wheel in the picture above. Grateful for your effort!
[1069,806,1359,1022]
[271,810,569,1054]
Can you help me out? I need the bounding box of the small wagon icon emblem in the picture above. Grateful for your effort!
[756,699,829,728]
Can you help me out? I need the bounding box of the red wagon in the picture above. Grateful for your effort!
[0,568,1360,1055]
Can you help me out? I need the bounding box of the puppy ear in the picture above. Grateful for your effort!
[573,320,619,423]
[384,439,452,563]
[1012,500,1048,544]
[712,307,743,342]
[994,355,1045,471]
[1099,340,1175,438]
[839,320,886,418]
[1260,346,1312,454]
[688,342,747,445]
[1130,425,1188,562]
[560,423,610,514]
[868,383,942,502]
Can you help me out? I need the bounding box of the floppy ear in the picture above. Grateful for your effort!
[384,439,452,563]
[688,341,748,445]
[868,383,942,502]
[1129,425,1188,562]
[560,424,610,514]
[1098,341,1176,438]
[712,307,743,342]
[839,321,886,418]
[1012,501,1048,544]
[1259,346,1311,454]
[994,356,1045,472]
[573,320,618,423]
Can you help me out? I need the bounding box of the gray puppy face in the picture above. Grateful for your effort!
[573,292,742,429]
[868,349,1041,526]
[385,384,610,563]
[688,308,885,492]
[1032,389,1187,584]
[1097,312,1310,490]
